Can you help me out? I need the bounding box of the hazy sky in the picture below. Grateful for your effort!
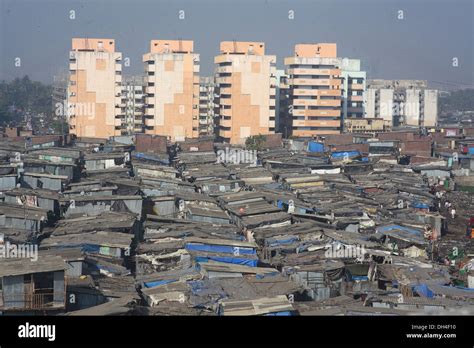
[0,0,473,90]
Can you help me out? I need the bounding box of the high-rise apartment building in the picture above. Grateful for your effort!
[68,38,122,138]
[339,58,366,122]
[282,43,342,138]
[366,80,438,127]
[274,69,288,133]
[214,41,276,144]
[198,76,216,136]
[120,75,146,135]
[143,40,200,142]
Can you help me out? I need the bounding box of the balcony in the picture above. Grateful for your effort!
[1,290,65,311]
[215,76,232,84]
[216,65,233,74]
[349,83,364,90]
[305,109,341,117]
[292,99,316,107]
[289,78,339,86]
[348,95,363,102]
[287,68,339,76]
[317,89,342,97]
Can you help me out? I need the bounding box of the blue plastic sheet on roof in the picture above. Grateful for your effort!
[411,202,430,209]
[351,275,369,281]
[377,225,423,237]
[188,280,205,295]
[264,311,292,316]
[361,157,369,162]
[144,279,178,288]
[331,151,360,159]
[186,243,256,255]
[195,256,258,267]
[255,271,279,279]
[308,141,325,153]
[51,243,103,253]
[133,152,170,165]
[413,284,434,298]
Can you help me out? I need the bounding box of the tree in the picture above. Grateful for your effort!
[245,134,266,151]
[0,75,52,126]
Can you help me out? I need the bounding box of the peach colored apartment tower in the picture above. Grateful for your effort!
[142,40,200,142]
[282,43,342,137]
[68,38,123,138]
[214,41,276,145]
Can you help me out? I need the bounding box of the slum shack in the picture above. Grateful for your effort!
[84,152,130,171]
[185,237,259,267]
[3,188,62,220]
[0,255,67,313]
[52,211,139,237]
[63,180,118,197]
[0,165,18,190]
[40,231,135,273]
[23,159,80,182]
[0,203,48,234]
[21,172,69,191]
[60,195,143,219]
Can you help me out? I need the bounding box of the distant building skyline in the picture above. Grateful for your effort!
[0,0,472,91]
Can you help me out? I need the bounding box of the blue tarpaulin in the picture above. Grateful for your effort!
[264,311,293,316]
[195,256,258,267]
[351,275,369,281]
[411,202,430,209]
[133,152,170,165]
[256,271,279,279]
[186,243,256,255]
[331,151,360,159]
[144,279,177,288]
[377,225,423,237]
[414,284,434,298]
[308,141,325,153]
